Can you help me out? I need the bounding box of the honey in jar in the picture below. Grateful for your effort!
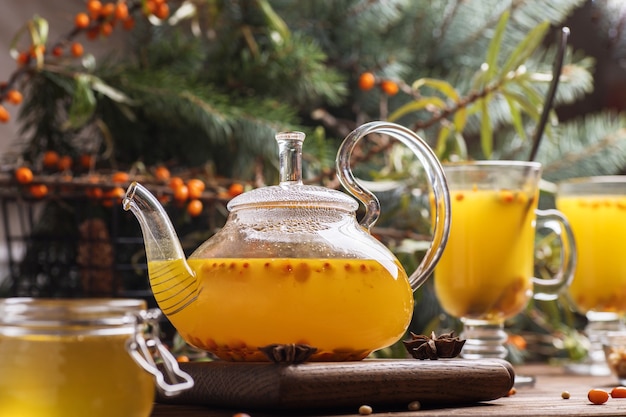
[0,298,192,417]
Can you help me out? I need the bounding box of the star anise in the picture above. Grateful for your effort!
[403,331,466,360]
[259,343,318,364]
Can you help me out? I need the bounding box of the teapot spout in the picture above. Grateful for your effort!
[123,182,198,316]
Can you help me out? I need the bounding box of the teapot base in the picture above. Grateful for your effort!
[208,344,371,362]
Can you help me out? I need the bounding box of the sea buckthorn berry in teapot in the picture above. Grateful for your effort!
[124,121,451,362]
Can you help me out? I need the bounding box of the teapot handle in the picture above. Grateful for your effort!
[336,121,451,291]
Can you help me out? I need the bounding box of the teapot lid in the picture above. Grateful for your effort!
[227,132,358,212]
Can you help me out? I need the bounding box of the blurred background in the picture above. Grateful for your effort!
[2,0,626,361]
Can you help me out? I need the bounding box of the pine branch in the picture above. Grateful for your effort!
[539,112,626,180]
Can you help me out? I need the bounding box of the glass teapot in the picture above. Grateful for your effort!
[123,121,450,362]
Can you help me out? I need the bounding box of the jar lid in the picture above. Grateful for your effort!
[0,298,147,334]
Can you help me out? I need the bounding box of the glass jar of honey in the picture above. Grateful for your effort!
[0,298,193,417]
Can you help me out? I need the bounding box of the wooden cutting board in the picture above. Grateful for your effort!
[157,359,515,410]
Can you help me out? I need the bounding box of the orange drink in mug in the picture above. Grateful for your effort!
[435,161,576,359]
[556,176,626,374]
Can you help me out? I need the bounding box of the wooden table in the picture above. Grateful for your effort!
[150,363,626,416]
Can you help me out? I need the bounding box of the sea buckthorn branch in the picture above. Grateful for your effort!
[0,0,254,219]
[0,0,173,124]
[350,17,561,161]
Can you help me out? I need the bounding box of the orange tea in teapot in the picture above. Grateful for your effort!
[126,123,452,362]
[149,257,413,361]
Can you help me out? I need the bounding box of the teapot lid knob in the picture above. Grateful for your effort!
[226,130,358,212]
[276,131,305,186]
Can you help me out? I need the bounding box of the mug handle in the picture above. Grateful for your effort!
[533,209,577,300]
[336,121,451,291]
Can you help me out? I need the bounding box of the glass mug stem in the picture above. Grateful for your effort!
[460,320,508,359]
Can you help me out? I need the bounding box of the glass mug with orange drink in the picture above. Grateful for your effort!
[434,161,576,360]
[556,176,626,375]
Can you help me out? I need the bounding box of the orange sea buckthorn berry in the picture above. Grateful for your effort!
[187,186,202,199]
[71,42,84,57]
[122,16,135,30]
[87,0,103,19]
[173,184,189,202]
[176,355,190,363]
[15,166,33,184]
[86,176,103,199]
[6,89,23,105]
[380,80,399,96]
[42,150,60,169]
[80,153,94,169]
[588,388,609,405]
[157,193,171,204]
[154,2,170,19]
[168,176,184,190]
[187,199,203,217]
[115,2,129,20]
[100,22,114,37]
[102,186,125,207]
[16,51,30,66]
[52,46,63,57]
[101,2,116,18]
[155,166,171,181]
[611,386,626,398]
[358,72,376,91]
[507,334,527,350]
[75,12,90,29]
[228,183,244,197]
[29,184,48,199]
[28,45,45,60]
[143,0,157,15]
[111,171,130,184]
[187,179,206,199]
[87,187,104,199]
[0,105,9,123]
[57,155,73,171]
[500,190,515,203]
